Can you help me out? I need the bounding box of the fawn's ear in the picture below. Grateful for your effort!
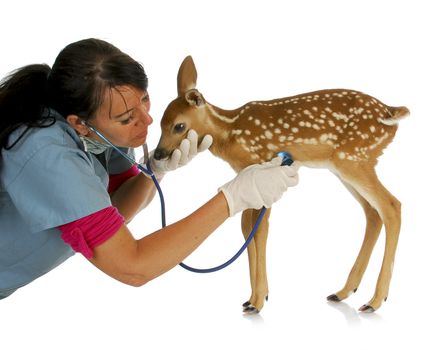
[185,89,205,107]
[177,56,197,96]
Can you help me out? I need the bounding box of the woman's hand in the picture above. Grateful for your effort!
[219,156,300,216]
[144,129,213,178]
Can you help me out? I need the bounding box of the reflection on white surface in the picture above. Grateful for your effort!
[243,312,265,325]
[327,301,384,326]
[328,301,363,326]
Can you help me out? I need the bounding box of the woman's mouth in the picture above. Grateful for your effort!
[136,130,148,139]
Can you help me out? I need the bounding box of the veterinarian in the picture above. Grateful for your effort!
[0,38,299,299]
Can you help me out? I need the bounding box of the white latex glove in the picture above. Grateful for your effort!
[144,129,213,178]
[219,157,299,216]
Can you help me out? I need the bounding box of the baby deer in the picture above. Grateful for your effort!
[155,56,409,313]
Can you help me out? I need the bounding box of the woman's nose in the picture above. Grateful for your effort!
[144,111,153,126]
[137,107,153,126]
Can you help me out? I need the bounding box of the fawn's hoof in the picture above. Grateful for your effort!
[242,301,259,313]
[243,305,260,314]
[326,288,357,302]
[242,301,251,308]
[359,304,375,313]
[326,294,341,302]
[242,295,268,313]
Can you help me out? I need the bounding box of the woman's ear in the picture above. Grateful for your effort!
[66,115,90,136]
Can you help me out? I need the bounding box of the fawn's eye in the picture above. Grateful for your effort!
[174,123,186,133]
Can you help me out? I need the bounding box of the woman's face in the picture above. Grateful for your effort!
[89,85,153,148]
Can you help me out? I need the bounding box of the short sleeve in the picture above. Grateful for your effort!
[108,165,140,194]
[5,143,112,233]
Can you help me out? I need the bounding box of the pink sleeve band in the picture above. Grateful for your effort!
[58,206,125,259]
[108,165,140,193]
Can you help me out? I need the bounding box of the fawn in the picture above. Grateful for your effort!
[155,56,409,313]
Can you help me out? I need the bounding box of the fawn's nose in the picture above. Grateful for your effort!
[153,148,169,160]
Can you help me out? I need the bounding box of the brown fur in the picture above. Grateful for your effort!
[156,56,409,313]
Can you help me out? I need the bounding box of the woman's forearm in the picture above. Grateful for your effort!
[91,192,230,286]
[133,192,229,280]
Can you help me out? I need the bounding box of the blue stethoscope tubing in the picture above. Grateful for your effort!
[87,124,292,273]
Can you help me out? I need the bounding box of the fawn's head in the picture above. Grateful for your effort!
[155,56,211,160]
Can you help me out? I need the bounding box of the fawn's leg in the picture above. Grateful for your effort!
[336,163,401,312]
[241,209,257,311]
[243,208,271,313]
[327,177,383,302]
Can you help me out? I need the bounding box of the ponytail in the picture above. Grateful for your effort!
[0,64,55,150]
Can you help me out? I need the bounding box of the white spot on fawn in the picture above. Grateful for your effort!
[320,134,329,143]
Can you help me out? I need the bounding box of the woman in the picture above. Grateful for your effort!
[0,38,299,299]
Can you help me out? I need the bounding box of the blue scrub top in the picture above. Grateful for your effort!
[0,111,135,298]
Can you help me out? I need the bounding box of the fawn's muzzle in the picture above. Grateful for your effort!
[153,148,170,160]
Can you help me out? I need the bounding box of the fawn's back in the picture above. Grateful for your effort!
[215,89,409,170]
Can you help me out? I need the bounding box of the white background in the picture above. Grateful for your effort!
[1,0,434,349]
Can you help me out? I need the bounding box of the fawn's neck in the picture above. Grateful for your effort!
[203,102,259,171]
[204,103,242,149]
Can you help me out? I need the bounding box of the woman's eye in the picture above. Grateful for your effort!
[120,115,134,125]
[174,123,186,133]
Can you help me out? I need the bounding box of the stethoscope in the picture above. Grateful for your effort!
[85,122,293,273]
